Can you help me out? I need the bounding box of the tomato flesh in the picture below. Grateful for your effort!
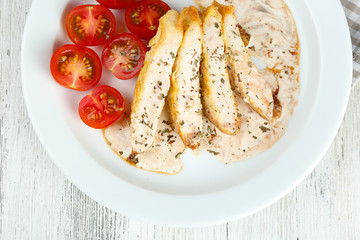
[102,33,146,80]
[79,85,125,129]
[50,44,102,91]
[96,0,136,9]
[66,5,116,46]
[125,0,171,40]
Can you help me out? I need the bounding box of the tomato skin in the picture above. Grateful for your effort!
[125,0,171,40]
[66,5,116,46]
[102,33,146,80]
[78,85,125,129]
[96,0,136,9]
[50,44,102,91]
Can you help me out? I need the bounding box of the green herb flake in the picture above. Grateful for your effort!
[175,152,182,159]
[128,153,139,164]
[207,150,220,155]
[259,126,271,133]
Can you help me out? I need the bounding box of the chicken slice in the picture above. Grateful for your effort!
[220,5,274,120]
[130,10,183,153]
[167,6,203,149]
[201,5,240,135]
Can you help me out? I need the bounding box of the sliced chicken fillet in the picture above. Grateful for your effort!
[220,5,275,120]
[167,6,203,149]
[130,10,183,153]
[201,5,240,135]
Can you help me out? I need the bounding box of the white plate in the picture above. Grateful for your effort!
[21,0,352,227]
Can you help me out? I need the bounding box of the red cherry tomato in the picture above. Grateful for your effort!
[102,33,146,80]
[66,5,116,46]
[78,85,125,129]
[125,0,171,40]
[96,0,136,9]
[50,44,102,91]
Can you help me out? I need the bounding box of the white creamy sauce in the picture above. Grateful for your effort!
[231,0,300,121]
[201,95,275,163]
[104,0,300,173]
[104,108,185,174]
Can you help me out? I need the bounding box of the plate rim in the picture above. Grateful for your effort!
[21,0,353,227]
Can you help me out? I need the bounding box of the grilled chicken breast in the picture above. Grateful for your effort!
[130,10,183,153]
[167,6,203,149]
[220,5,274,120]
[201,5,240,135]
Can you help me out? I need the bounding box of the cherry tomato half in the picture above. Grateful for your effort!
[78,85,125,129]
[96,0,136,9]
[66,5,116,46]
[102,33,146,80]
[50,44,102,91]
[125,0,171,40]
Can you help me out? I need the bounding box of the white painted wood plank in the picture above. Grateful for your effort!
[1,0,359,239]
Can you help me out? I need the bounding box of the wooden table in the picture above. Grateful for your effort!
[1,0,359,239]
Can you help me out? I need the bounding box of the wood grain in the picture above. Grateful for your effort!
[1,0,359,239]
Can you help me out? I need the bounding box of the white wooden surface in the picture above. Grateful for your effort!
[1,0,360,239]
